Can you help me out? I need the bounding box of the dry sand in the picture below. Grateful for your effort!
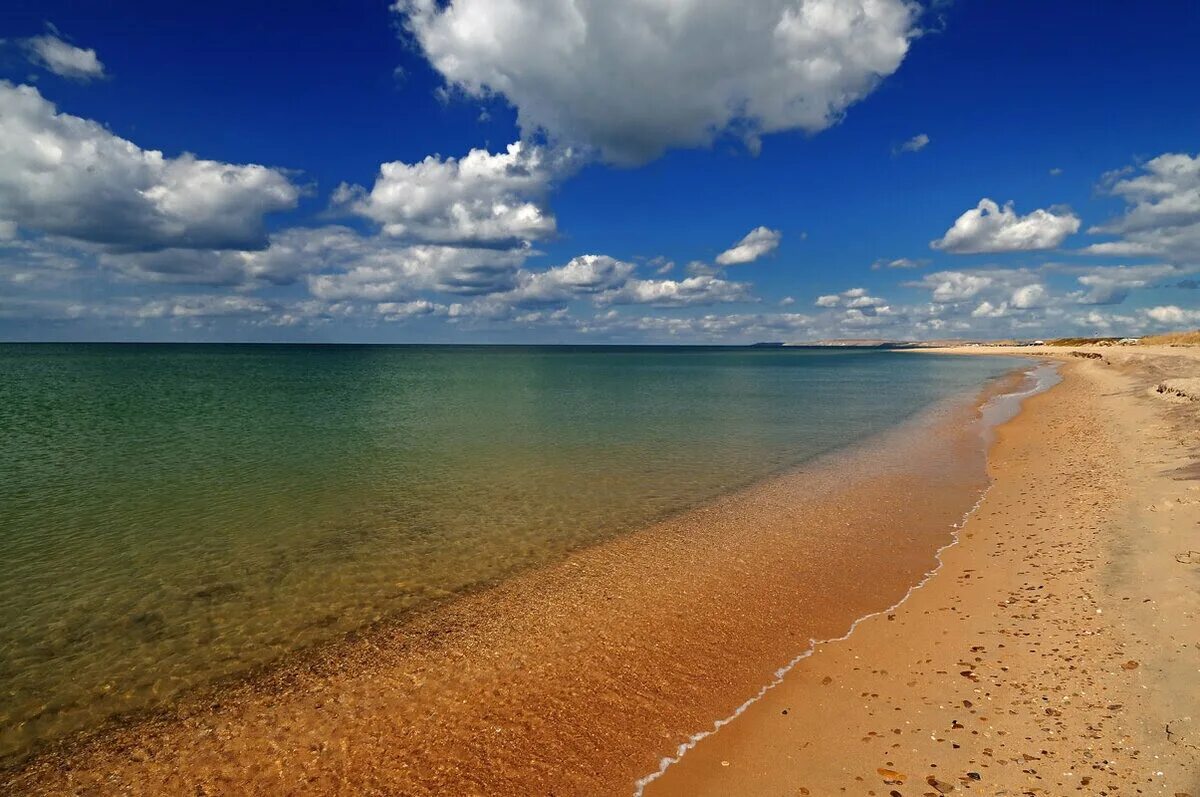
[648,346,1200,797]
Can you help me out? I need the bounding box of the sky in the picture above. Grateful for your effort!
[1,0,1199,344]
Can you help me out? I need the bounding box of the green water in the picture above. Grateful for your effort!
[0,344,1015,760]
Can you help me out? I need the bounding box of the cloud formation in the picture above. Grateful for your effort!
[931,199,1080,253]
[0,83,301,252]
[599,274,752,307]
[503,255,635,306]
[397,0,919,164]
[1083,152,1200,262]
[1062,263,1190,305]
[24,32,105,81]
[334,141,574,246]
[871,256,927,270]
[895,133,929,154]
[715,226,782,265]
[1146,305,1200,325]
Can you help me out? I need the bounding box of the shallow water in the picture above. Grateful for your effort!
[0,344,1018,761]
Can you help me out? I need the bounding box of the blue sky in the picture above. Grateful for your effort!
[2,0,1199,343]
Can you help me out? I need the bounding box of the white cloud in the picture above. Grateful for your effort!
[871,256,927,270]
[334,141,574,246]
[504,254,635,306]
[598,274,753,307]
[918,271,994,302]
[895,133,929,154]
[397,0,919,164]
[1146,305,1200,326]
[303,231,532,300]
[715,226,781,265]
[0,83,301,251]
[24,32,105,82]
[376,300,446,321]
[931,199,1080,254]
[1069,263,1184,305]
[971,301,1008,318]
[133,295,273,320]
[1010,283,1047,309]
[1082,152,1200,263]
[811,287,893,327]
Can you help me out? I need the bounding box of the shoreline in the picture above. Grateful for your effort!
[633,362,1062,795]
[4,361,1028,795]
[647,346,1200,796]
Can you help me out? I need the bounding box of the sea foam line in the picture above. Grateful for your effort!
[631,362,1060,796]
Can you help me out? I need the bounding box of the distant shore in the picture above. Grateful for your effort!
[647,345,1200,796]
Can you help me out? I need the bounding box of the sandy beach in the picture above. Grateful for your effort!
[4,347,1198,795]
[648,345,1200,796]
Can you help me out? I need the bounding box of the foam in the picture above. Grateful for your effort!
[631,361,1061,796]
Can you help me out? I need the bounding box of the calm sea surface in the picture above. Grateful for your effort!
[0,344,1016,760]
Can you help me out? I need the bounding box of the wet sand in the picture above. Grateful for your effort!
[648,346,1200,796]
[4,372,1015,795]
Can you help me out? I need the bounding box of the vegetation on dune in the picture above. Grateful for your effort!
[1045,337,1122,346]
[1140,329,1200,346]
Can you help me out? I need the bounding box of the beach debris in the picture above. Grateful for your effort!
[926,774,955,793]
[1154,379,1200,401]
[966,771,982,780]
[1120,659,1140,670]
[1071,351,1103,359]
[1175,550,1200,564]
[877,767,906,784]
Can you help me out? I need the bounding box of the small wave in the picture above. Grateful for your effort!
[632,361,1061,796]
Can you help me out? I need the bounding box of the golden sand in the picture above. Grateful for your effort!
[648,347,1200,796]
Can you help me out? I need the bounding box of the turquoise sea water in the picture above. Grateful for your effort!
[0,344,1016,761]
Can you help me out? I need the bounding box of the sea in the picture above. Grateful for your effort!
[0,343,1020,762]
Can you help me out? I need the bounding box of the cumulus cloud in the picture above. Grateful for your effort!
[133,294,273,320]
[1082,152,1200,262]
[1146,305,1200,326]
[812,288,892,323]
[397,0,919,164]
[503,255,635,306]
[24,32,105,81]
[1068,263,1185,305]
[302,230,532,300]
[970,301,1008,318]
[598,274,753,307]
[916,271,995,302]
[895,133,929,154]
[333,141,574,246]
[1010,283,1047,309]
[931,199,1080,254]
[715,226,781,265]
[376,299,446,321]
[0,83,301,252]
